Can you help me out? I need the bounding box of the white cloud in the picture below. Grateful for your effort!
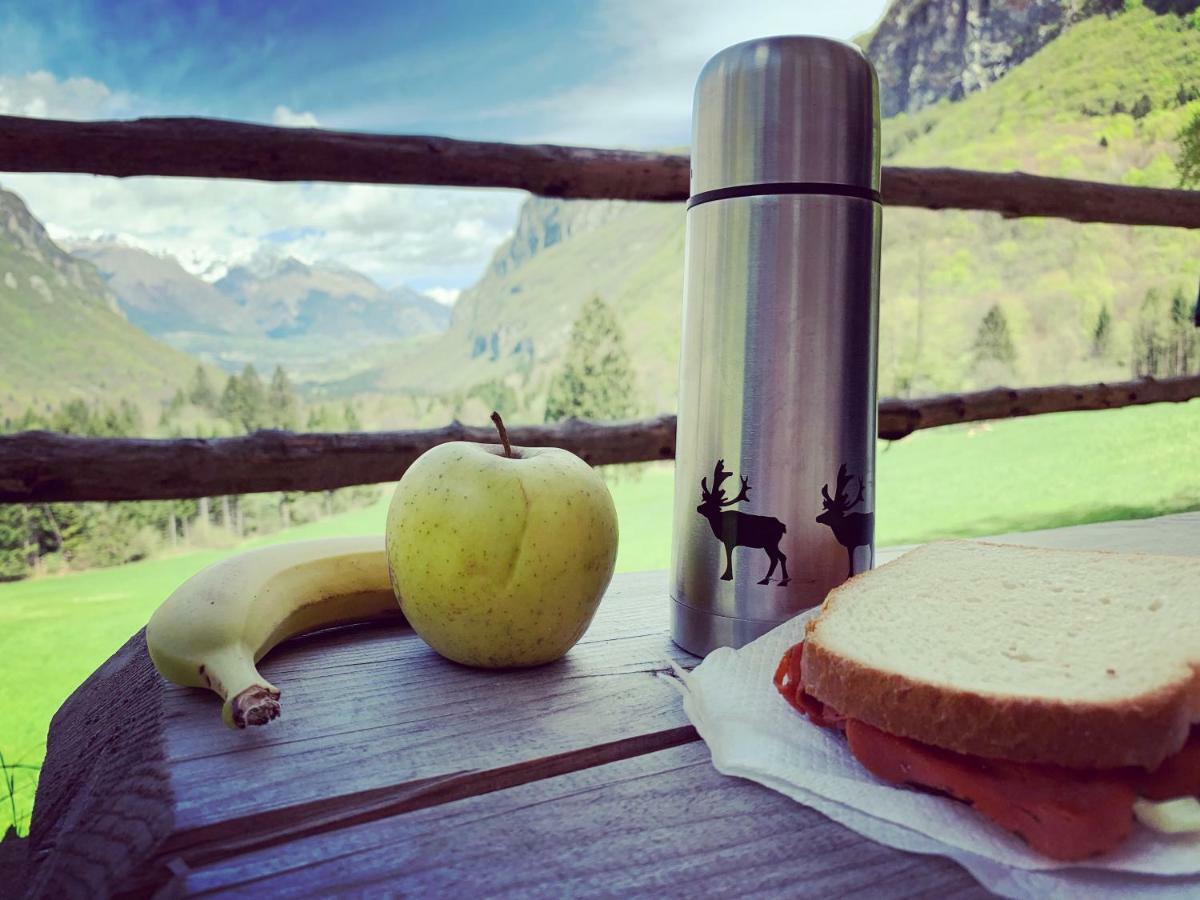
[452,219,487,241]
[272,104,320,128]
[423,287,461,306]
[0,70,133,119]
[1,72,521,291]
[4,171,522,290]
[509,0,889,147]
[0,1,890,294]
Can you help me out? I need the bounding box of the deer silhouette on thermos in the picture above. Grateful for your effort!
[816,464,874,579]
[697,460,790,586]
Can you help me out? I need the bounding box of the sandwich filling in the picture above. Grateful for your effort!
[775,641,1200,860]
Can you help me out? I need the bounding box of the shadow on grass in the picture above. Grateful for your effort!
[891,497,1200,546]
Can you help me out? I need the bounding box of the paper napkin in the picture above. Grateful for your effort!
[669,607,1200,900]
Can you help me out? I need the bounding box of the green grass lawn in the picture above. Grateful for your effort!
[2,400,1198,835]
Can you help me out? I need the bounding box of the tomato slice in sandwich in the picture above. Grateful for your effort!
[774,641,1199,860]
[1128,737,1200,800]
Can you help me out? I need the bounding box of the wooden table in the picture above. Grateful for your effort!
[20,512,1199,898]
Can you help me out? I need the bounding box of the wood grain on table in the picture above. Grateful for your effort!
[21,512,1198,898]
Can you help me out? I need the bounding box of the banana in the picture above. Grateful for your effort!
[146,536,400,729]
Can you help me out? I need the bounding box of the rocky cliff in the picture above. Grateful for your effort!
[484,197,628,279]
[0,188,121,315]
[864,0,1197,116]
[447,197,634,363]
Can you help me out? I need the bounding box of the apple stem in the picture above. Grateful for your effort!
[490,411,514,458]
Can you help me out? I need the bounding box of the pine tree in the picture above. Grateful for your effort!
[52,398,95,435]
[971,305,1018,368]
[544,296,639,422]
[238,364,266,431]
[1091,304,1113,358]
[0,505,31,581]
[95,403,119,437]
[267,365,299,430]
[1179,109,1200,187]
[343,403,361,432]
[1169,286,1198,375]
[306,404,337,431]
[121,398,142,434]
[189,365,217,409]
[220,365,267,432]
[14,406,44,431]
[1133,288,1169,376]
[217,372,242,425]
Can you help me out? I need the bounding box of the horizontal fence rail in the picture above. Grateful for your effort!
[1,115,1199,228]
[3,375,1198,503]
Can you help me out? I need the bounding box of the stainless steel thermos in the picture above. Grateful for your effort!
[670,37,882,656]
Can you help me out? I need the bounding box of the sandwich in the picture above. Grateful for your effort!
[773,540,1200,860]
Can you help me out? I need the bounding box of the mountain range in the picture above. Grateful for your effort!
[3,0,1198,429]
[71,242,450,380]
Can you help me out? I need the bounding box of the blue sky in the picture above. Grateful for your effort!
[0,0,890,295]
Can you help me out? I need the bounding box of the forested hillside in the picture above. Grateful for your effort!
[0,188,207,420]
[3,2,1198,580]
[0,363,375,581]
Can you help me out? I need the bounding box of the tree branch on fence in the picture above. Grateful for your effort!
[0,417,679,503]
[0,115,692,202]
[2,375,1198,503]
[875,374,1200,439]
[1,115,1198,228]
[880,167,1200,229]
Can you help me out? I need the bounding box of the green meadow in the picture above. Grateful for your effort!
[2,399,1199,835]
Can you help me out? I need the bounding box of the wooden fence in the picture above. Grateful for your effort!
[3,375,1199,503]
[1,114,1199,504]
[4,116,1200,227]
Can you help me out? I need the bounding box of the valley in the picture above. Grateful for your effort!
[3,3,1197,588]
[4,7,1197,433]
[338,5,1200,425]
[0,189,209,421]
[72,241,450,383]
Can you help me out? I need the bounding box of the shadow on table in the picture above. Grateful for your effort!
[0,827,28,886]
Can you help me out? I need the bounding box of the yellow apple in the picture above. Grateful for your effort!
[385,418,618,667]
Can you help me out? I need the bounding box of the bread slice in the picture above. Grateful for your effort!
[801,540,1200,770]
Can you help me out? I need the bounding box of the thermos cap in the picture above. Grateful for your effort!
[690,36,881,200]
